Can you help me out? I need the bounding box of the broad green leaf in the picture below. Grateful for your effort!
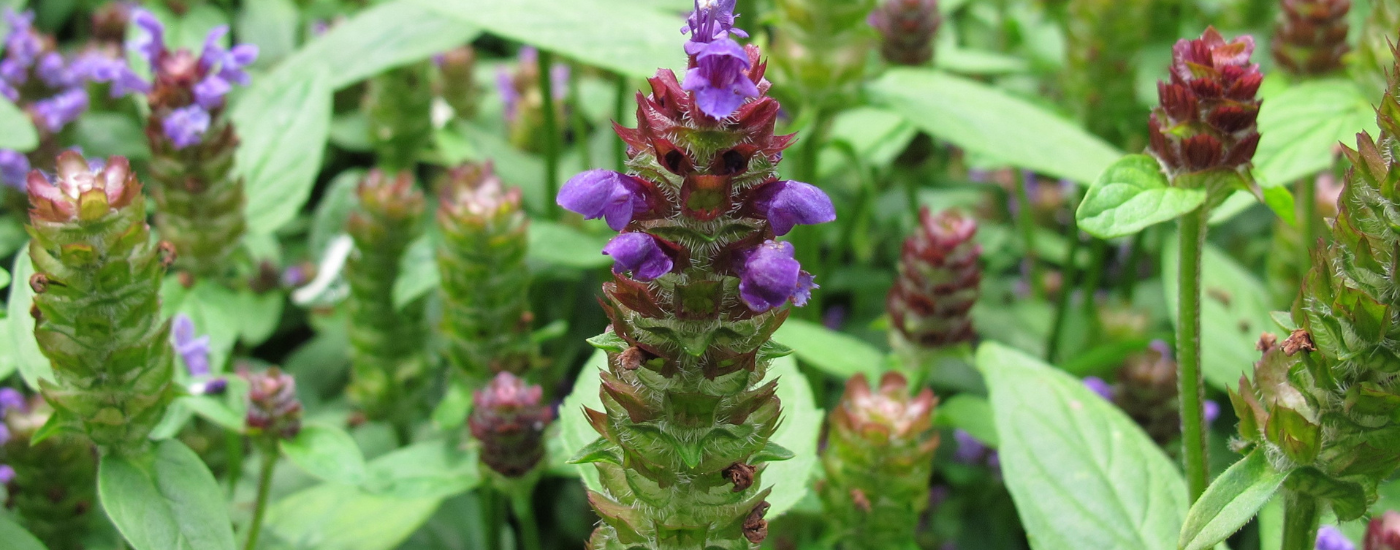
[74,112,149,160]
[8,243,52,388]
[934,393,998,447]
[772,318,885,379]
[177,281,258,374]
[0,95,37,151]
[1163,238,1279,390]
[235,0,299,68]
[265,483,440,550]
[411,0,686,79]
[1179,449,1288,550]
[274,2,479,90]
[233,67,332,236]
[558,350,822,517]
[0,513,47,550]
[179,394,245,433]
[309,169,365,257]
[361,439,481,500]
[282,424,368,486]
[392,235,438,310]
[98,440,237,550]
[1077,155,1205,239]
[1254,79,1377,188]
[980,342,1187,550]
[527,221,613,269]
[818,106,919,179]
[868,69,1122,184]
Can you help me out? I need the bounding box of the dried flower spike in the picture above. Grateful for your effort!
[1148,27,1262,180]
[869,0,941,66]
[887,208,981,349]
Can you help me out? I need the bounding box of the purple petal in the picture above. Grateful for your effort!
[496,68,519,122]
[953,429,987,464]
[557,169,646,230]
[129,9,165,66]
[1203,400,1220,424]
[162,105,211,149]
[0,464,13,483]
[1082,377,1113,400]
[0,387,24,414]
[752,180,836,235]
[193,75,230,109]
[199,25,229,71]
[738,240,804,311]
[0,424,7,446]
[0,149,29,190]
[31,88,89,133]
[681,37,756,119]
[1315,526,1354,550]
[603,233,674,281]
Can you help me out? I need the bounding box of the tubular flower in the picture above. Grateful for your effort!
[1148,28,1262,180]
[868,0,941,66]
[0,395,99,550]
[103,12,259,277]
[26,152,178,455]
[468,372,555,478]
[345,170,429,422]
[1229,48,1400,521]
[819,373,939,550]
[1271,0,1351,77]
[437,162,537,380]
[560,1,834,547]
[244,368,302,440]
[887,208,981,349]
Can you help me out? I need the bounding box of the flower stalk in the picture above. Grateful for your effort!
[242,368,302,550]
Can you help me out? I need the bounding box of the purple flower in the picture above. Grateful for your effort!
[1083,377,1113,400]
[4,9,41,65]
[1204,400,1220,424]
[751,180,836,235]
[738,240,817,311]
[681,0,748,42]
[36,52,72,88]
[557,169,649,230]
[496,68,519,122]
[171,313,212,377]
[1316,525,1354,550]
[191,378,227,396]
[162,105,211,149]
[129,9,165,66]
[0,58,25,86]
[550,63,569,101]
[193,75,231,109]
[0,149,28,190]
[0,387,23,414]
[0,464,12,483]
[682,37,758,119]
[953,429,987,463]
[31,88,89,132]
[198,26,257,86]
[603,233,674,281]
[89,58,151,97]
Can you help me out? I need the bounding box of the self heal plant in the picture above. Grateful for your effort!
[558,1,834,547]
[0,9,96,188]
[1271,0,1350,77]
[25,152,178,455]
[112,11,258,277]
[887,208,981,354]
[468,372,555,550]
[868,0,941,66]
[1077,27,1262,502]
[0,393,98,550]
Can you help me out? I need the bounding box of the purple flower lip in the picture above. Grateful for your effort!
[603,232,675,281]
[682,37,759,119]
[1082,377,1113,400]
[737,240,817,312]
[171,313,212,377]
[163,104,211,149]
[751,180,836,235]
[31,88,89,133]
[129,8,165,66]
[682,0,748,43]
[0,149,29,190]
[557,169,650,230]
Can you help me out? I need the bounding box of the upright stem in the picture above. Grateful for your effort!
[568,66,590,170]
[1297,177,1316,272]
[538,50,561,219]
[1177,208,1210,502]
[507,483,542,550]
[1014,172,1044,299]
[243,446,278,550]
[1118,231,1146,302]
[794,107,828,320]
[614,73,629,172]
[1046,227,1082,363]
[481,487,503,550]
[1280,491,1320,550]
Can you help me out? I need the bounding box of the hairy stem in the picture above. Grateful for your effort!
[1178,207,1210,502]
[1280,491,1320,550]
[243,447,278,550]
[538,50,561,219]
[1297,177,1316,274]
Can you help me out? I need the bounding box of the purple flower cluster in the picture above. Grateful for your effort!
[681,0,758,119]
[738,241,817,311]
[495,46,569,123]
[0,148,28,189]
[0,387,26,483]
[0,9,96,132]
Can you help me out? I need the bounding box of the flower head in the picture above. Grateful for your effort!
[171,314,212,377]
[199,26,258,86]
[751,180,836,235]
[162,105,211,149]
[683,38,759,119]
[869,0,942,66]
[1367,511,1400,550]
[1149,28,1262,175]
[244,368,302,440]
[469,372,555,477]
[557,169,650,230]
[738,240,816,311]
[4,9,41,66]
[603,232,674,281]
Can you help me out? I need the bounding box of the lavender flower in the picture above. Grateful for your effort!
[4,9,40,66]
[496,68,519,122]
[0,464,12,484]
[603,232,674,281]
[0,148,28,190]
[1083,376,1113,400]
[30,88,88,132]
[1203,400,1220,424]
[0,388,23,412]
[682,0,758,118]
[557,169,650,230]
[738,240,817,311]
[199,26,258,86]
[1316,525,1355,550]
[751,180,836,235]
[953,429,988,464]
[128,9,164,66]
[162,105,211,149]
[171,314,212,377]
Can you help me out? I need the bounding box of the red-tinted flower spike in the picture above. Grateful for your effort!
[244,368,302,440]
[869,0,941,66]
[1272,0,1351,77]
[469,372,555,478]
[887,208,982,348]
[1149,27,1262,178]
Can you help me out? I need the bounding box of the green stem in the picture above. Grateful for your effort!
[242,445,278,550]
[481,487,502,550]
[1118,231,1146,302]
[614,73,629,172]
[538,50,561,219]
[507,483,542,550]
[568,65,591,170]
[1046,227,1082,363]
[1297,177,1316,273]
[1177,208,1210,503]
[794,107,829,320]
[1280,491,1320,550]
[226,429,244,496]
[1080,238,1109,338]
[1015,172,1044,299]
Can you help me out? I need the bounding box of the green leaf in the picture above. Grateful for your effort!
[274,1,480,90]
[282,424,368,486]
[0,265,8,290]
[1178,449,1289,550]
[1254,79,1377,188]
[410,0,686,79]
[526,221,613,269]
[8,243,52,389]
[1163,238,1279,390]
[868,68,1122,184]
[98,440,238,550]
[1077,155,1205,239]
[933,393,998,447]
[772,318,885,379]
[361,439,481,500]
[818,107,918,179]
[265,483,441,550]
[979,342,1187,550]
[233,67,333,236]
[178,281,270,374]
[557,350,822,517]
[0,513,47,550]
[0,95,38,151]
[309,169,365,258]
[179,394,245,433]
[74,112,150,160]
[392,235,438,310]
[234,0,299,68]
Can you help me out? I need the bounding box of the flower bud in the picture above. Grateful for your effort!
[468,372,555,477]
[1271,0,1351,77]
[869,0,940,66]
[1366,511,1400,550]
[1112,342,1181,446]
[887,208,981,348]
[244,368,303,440]
[1148,28,1262,179]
